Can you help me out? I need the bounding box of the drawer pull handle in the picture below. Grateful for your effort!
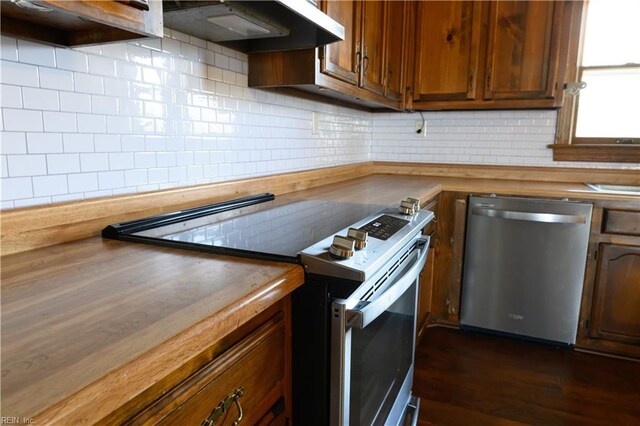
[201,387,245,426]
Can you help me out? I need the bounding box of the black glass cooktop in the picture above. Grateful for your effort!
[103,193,386,263]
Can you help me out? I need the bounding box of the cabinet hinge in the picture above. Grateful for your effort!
[318,47,325,61]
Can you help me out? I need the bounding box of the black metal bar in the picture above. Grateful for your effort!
[112,234,300,264]
[102,193,275,238]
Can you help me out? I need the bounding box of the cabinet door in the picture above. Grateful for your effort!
[321,0,362,86]
[360,0,386,95]
[484,0,560,100]
[384,0,407,102]
[589,244,640,346]
[413,1,485,102]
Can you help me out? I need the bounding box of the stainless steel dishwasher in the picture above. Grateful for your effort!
[460,196,593,345]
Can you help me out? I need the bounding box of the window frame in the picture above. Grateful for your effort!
[551,0,640,163]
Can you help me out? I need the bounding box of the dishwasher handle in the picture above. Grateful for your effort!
[471,207,587,224]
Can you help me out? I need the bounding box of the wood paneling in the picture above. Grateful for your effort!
[0,239,303,422]
[321,0,361,85]
[589,244,640,348]
[414,327,640,425]
[484,1,559,100]
[413,1,486,102]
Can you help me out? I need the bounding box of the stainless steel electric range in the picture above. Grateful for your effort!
[103,193,434,426]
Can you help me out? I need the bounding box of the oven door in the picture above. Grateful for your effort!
[331,237,429,426]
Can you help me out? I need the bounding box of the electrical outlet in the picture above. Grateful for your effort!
[415,119,427,137]
[312,111,319,135]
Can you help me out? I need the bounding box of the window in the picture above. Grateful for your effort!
[552,0,640,162]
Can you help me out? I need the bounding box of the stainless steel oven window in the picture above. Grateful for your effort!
[331,238,429,426]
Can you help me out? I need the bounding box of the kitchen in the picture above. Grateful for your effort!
[1,0,639,425]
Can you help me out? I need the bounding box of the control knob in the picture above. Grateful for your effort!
[347,228,368,250]
[398,197,421,215]
[329,235,355,259]
[398,200,416,215]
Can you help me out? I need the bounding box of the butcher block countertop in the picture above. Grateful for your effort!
[1,172,637,423]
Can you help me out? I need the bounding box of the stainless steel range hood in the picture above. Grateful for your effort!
[162,0,344,52]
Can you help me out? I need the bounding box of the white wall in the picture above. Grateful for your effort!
[1,31,636,210]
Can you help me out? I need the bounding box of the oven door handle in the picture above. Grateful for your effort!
[347,237,429,329]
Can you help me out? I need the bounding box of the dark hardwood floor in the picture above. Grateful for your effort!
[414,327,640,425]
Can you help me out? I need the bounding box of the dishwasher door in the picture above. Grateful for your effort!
[460,196,593,345]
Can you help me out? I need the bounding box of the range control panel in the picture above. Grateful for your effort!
[359,215,409,241]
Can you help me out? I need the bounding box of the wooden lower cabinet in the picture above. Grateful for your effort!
[127,300,291,425]
[589,244,640,347]
[574,201,640,359]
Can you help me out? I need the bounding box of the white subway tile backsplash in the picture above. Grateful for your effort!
[3,109,43,132]
[63,134,93,153]
[80,153,109,172]
[8,154,47,176]
[1,176,32,200]
[108,152,134,170]
[124,169,148,186]
[60,92,91,113]
[47,153,80,174]
[1,60,39,87]
[39,67,74,91]
[0,84,22,108]
[1,132,27,154]
[68,172,98,193]
[0,155,7,178]
[55,48,89,73]
[98,170,125,189]
[43,111,77,132]
[94,134,121,152]
[23,87,60,111]
[77,114,107,134]
[74,73,104,94]
[17,39,55,67]
[33,174,67,196]
[27,133,63,154]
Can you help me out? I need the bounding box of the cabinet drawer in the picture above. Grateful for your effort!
[603,209,640,236]
[130,314,285,426]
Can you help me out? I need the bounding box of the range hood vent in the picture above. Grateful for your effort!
[162,0,345,52]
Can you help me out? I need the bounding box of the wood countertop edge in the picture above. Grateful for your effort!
[32,265,305,425]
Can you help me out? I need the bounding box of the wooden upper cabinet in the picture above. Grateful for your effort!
[589,244,640,348]
[384,0,407,102]
[413,1,486,103]
[484,0,561,101]
[360,1,386,96]
[321,0,362,86]
[410,0,574,110]
[0,0,163,47]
